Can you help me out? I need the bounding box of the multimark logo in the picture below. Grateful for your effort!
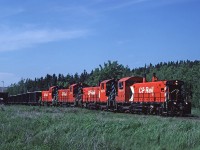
[139,87,154,94]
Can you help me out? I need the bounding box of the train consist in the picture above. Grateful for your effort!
[4,73,191,116]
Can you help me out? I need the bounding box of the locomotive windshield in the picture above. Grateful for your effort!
[167,80,184,101]
[118,82,123,90]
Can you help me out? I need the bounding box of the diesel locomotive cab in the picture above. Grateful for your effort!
[166,80,184,102]
[166,80,191,115]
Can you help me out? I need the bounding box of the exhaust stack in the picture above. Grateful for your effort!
[152,73,158,82]
[143,74,146,83]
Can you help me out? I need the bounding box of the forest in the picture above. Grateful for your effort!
[6,60,200,108]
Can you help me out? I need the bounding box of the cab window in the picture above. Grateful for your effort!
[70,86,73,92]
[101,83,105,90]
[118,82,123,89]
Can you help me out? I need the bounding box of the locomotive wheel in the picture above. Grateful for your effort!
[129,106,133,114]
[179,110,183,117]
[117,106,123,113]
[142,106,148,115]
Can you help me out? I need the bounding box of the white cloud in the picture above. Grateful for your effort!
[0,28,89,52]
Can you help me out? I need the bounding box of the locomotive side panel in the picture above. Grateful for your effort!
[82,87,100,103]
[132,81,166,103]
[58,89,69,103]
[42,91,51,103]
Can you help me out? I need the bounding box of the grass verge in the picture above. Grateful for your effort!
[0,105,200,150]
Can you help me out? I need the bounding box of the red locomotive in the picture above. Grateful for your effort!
[129,74,191,115]
[41,86,58,105]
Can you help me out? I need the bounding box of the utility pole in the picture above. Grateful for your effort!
[1,81,4,92]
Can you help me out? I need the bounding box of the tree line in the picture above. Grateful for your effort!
[7,60,200,108]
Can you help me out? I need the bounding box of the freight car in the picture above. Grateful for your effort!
[0,92,8,104]
[8,91,41,105]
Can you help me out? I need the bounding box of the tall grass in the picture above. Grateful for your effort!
[0,105,200,150]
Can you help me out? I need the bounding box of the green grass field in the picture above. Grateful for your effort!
[0,105,200,150]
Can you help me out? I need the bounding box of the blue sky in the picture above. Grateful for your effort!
[0,0,199,86]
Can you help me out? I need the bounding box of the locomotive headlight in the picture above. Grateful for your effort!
[174,102,176,105]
